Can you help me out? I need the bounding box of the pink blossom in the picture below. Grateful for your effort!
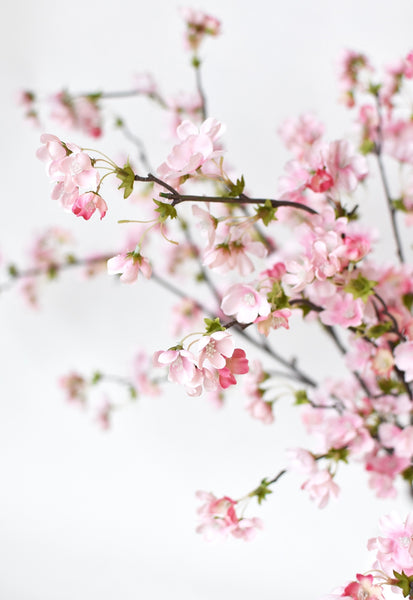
[153,348,197,385]
[301,468,340,508]
[320,292,364,328]
[204,233,267,276]
[95,398,112,430]
[196,491,261,541]
[322,140,368,198]
[278,113,325,160]
[133,72,157,95]
[107,251,152,284]
[307,168,334,193]
[368,511,413,577]
[221,283,270,324]
[198,331,234,370]
[71,192,107,220]
[49,92,102,137]
[245,397,274,424]
[343,574,385,600]
[394,341,413,381]
[157,118,224,182]
[181,8,221,52]
[59,372,87,405]
[218,348,249,389]
[255,309,291,337]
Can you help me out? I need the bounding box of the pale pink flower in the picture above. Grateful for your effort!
[322,140,368,198]
[366,451,409,499]
[72,192,107,220]
[343,574,385,600]
[287,448,316,475]
[153,348,197,385]
[278,113,325,160]
[301,469,340,508]
[95,398,112,430]
[320,292,364,328]
[171,298,202,336]
[107,251,151,284]
[133,72,157,95]
[181,8,221,52]
[255,309,291,337]
[49,92,102,137]
[59,372,87,405]
[196,491,261,541]
[245,397,274,424]
[133,351,161,397]
[368,511,413,577]
[198,331,234,370]
[221,283,270,324]
[204,233,267,276]
[157,118,224,181]
[394,341,413,381]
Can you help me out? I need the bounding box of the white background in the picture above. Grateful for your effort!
[2,1,413,598]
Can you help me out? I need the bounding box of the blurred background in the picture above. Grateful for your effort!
[2,1,413,598]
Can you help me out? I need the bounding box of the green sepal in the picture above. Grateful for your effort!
[153,200,177,222]
[191,56,201,68]
[401,466,413,485]
[393,198,407,212]
[344,273,377,303]
[392,570,413,598]
[403,293,413,312]
[47,264,58,279]
[115,116,124,128]
[204,317,225,334]
[129,385,138,400]
[251,478,273,505]
[377,377,405,394]
[368,82,382,96]
[325,447,349,464]
[91,371,102,385]
[255,199,277,226]
[227,176,245,197]
[359,139,375,155]
[366,321,393,339]
[8,264,18,277]
[294,390,310,405]
[267,281,290,310]
[116,162,136,199]
[86,92,102,103]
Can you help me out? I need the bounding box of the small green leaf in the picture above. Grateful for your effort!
[344,273,378,303]
[204,317,225,334]
[227,176,245,197]
[86,92,102,103]
[366,321,393,339]
[91,371,102,385]
[368,83,382,96]
[129,385,138,400]
[392,570,413,598]
[393,198,406,212]
[255,199,277,226]
[401,466,413,485]
[8,264,18,277]
[294,390,310,405]
[325,447,349,464]
[403,293,413,312]
[116,162,136,199]
[267,281,290,310]
[153,199,177,222]
[191,56,201,68]
[359,139,375,155]
[251,478,273,505]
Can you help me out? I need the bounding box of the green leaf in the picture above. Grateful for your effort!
[377,378,404,394]
[359,139,375,155]
[392,570,413,598]
[393,198,407,212]
[129,385,138,400]
[366,321,393,339]
[344,273,377,303]
[267,281,290,310]
[251,478,273,505]
[91,371,102,385]
[227,176,245,197]
[294,390,310,405]
[255,199,277,226]
[8,264,18,278]
[403,293,413,312]
[325,447,349,464]
[204,317,225,334]
[86,92,102,103]
[153,199,177,222]
[401,466,413,485]
[116,162,136,199]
